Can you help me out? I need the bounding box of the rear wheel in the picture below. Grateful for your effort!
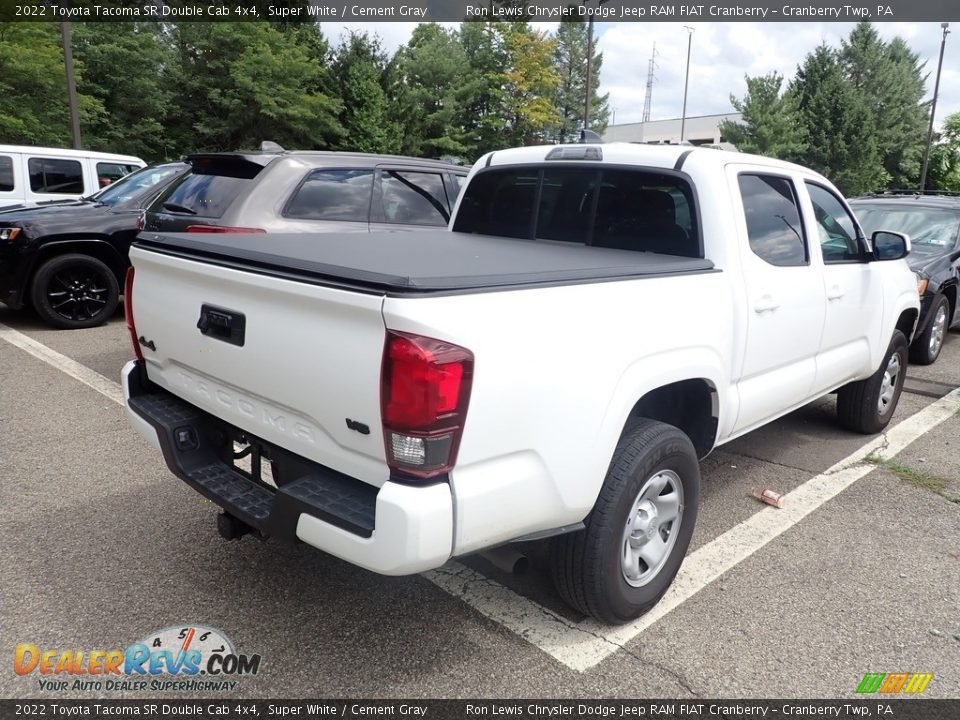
[550,419,700,624]
[30,254,119,329]
[909,295,949,365]
[836,330,908,434]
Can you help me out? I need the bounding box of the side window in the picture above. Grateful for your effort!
[28,158,84,194]
[0,156,13,192]
[379,170,449,226]
[738,174,807,267]
[806,182,861,263]
[284,169,374,222]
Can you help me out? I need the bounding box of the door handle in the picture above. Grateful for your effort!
[754,295,780,313]
[827,285,845,301]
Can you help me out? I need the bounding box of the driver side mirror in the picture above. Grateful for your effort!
[872,230,911,261]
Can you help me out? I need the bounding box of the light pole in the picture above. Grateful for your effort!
[680,26,694,143]
[919,23,950,192]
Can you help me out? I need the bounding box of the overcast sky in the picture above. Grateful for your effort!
[322,21,957,129]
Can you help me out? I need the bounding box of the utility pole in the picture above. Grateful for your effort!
[61,21,82,149]
[919,23,950,192]
[582,0,609,131]
[642,43,658,123]
[680,26,694,143]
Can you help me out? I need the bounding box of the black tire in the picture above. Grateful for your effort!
[550,419,700,624]
[30,254,120,329]
[836,330,908,434]
[909,295,949,365]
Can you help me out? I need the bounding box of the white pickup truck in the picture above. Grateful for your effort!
[123,144,920,623]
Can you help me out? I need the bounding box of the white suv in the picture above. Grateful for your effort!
[0,144,145,209]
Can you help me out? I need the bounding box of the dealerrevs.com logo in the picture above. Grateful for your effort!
[14,625,261,693]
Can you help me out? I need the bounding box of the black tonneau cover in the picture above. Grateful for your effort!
[134,230,715,296]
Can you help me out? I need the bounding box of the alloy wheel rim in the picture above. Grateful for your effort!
[621,469,684,588]
[929,304,947,356]
[46,268,109,322]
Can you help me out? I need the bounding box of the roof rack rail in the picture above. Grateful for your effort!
[865,188,960,197]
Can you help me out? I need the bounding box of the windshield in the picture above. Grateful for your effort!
[853,204,960,256]
[92,163,187,207]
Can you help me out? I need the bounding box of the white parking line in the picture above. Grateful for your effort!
[4,321,959,672]
[431,386,960,671]
[0,322,125,405]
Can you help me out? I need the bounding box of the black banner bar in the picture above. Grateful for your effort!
[1,699,959,720]
[1,0,957,23]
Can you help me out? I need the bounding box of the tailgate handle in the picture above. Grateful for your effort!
[197,304,246,347]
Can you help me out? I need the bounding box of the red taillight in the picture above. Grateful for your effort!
[124,267,143,361]
[185,225,266,234]
[381,331,473,480]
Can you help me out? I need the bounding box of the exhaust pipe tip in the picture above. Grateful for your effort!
[479,546,529,575]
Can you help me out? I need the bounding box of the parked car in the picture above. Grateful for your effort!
[0,162,189,329]
[851,193,960,364]
[123,143,919,624]
[0,144,145,210]
[144,149,469,235]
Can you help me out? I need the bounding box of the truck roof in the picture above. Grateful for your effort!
[480,142,825,179]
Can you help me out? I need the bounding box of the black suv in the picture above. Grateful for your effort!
[851,193,960,364]
[0,162,189,329]
[144,150,468,235]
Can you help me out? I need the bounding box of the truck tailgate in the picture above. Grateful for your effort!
[128,244,389,487]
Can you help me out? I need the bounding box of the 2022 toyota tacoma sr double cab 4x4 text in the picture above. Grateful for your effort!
[122,144,920,623]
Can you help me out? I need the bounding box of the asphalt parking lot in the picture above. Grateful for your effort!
[1,305,958,700]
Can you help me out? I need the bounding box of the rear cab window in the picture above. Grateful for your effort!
[453,165,701,257]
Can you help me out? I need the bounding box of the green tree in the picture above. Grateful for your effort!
[329,32,401,153]
[501,24,560,146]
[925,112,960,191]
[389,24,471,159]
[841,22,927,189]
[458,21,511,158]
[790,45,885,195]
[719,72,806,160]
[548,19,609,144]
[166,22,342,155]
[0,23,102,147]
[72,22,173,160]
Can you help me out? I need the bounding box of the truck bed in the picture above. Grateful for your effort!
[134,229,715,296]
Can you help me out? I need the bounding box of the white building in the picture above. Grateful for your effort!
[601,112,743,147]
